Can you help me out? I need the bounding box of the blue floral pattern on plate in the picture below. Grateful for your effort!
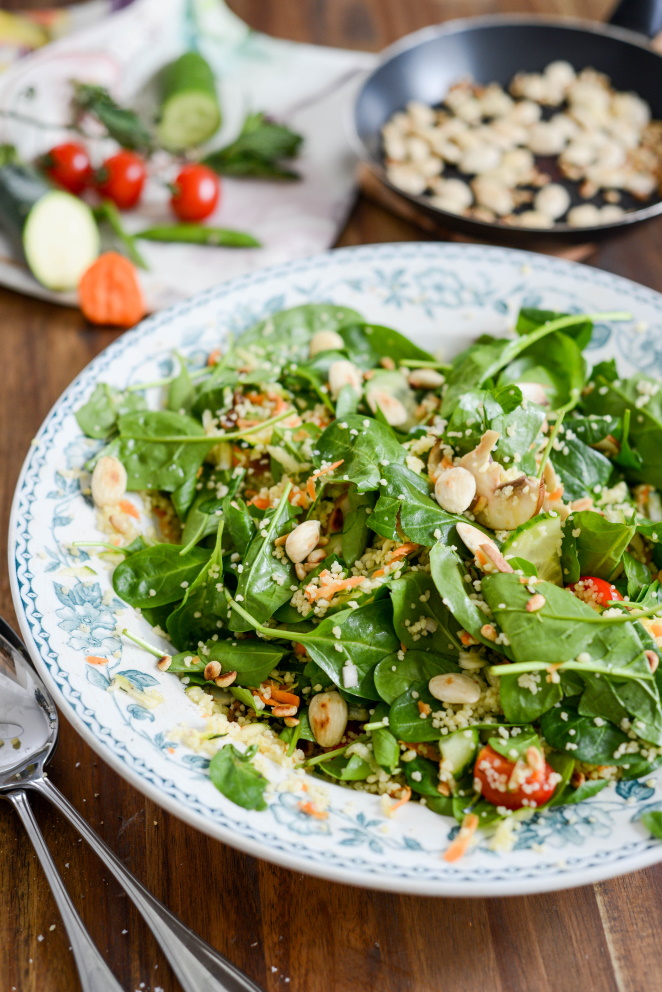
[9,243,662,896]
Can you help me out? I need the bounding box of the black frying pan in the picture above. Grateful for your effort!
[353,0,662,245]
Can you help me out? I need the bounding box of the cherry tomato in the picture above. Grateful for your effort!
[95,150,146,210]
[567,576,624,608]
[473,745,558,811]
[40,142,91,195]
[170,164,220,222]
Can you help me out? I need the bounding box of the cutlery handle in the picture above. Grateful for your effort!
[7,789,125,992]
[32,777,263,992]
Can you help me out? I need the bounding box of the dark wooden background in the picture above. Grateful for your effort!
[1,1,662,990]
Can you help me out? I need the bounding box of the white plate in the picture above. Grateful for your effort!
[9,242,662,896]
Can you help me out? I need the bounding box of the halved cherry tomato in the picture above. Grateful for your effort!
[40,142,91,195]
[567,576,624,607]
[170,163,220,222]
[95,150,146,210]
[473,745,558,811]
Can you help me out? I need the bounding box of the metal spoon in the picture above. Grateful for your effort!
[0,616,263,992]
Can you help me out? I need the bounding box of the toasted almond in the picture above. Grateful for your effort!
[328,359,362,399]
[214,671,237,688]
[437,781,451,797]
[286,519,322,564]
[309,329,345,357]
[408,367,445,389]
[646,650,659,673]
[434,467,476,514]
[428,672,481,705]
[526,593,546,612]
[91,455,128,507]
[283,716,300,728]
[480,543,514,574]
[295,563,308,581]
[308,691,348,747]
[108,513,132,536]
[156,655,172,671]
[480,623,498,642]
[274,533,290,546]
[272,704,298,717]
[204,660,222,680]
[306,548,327,564]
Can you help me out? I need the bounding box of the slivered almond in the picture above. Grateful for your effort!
[272,704,298,717]
[480,623,498,642]
[480,543,514,573]
[284,716,300,727]
[526,593,546,612]
[157,655,172,671]
[91,455,127,507]
[646,650,659,673]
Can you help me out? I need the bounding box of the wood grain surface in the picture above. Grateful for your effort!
[1,2,662,991]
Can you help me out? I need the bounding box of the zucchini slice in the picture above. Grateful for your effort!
[157,52,221,151]
[502,512,564,584]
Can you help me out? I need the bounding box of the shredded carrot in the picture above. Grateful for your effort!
[305,459,345,501]
[264,684,300,706]
[548,488,563,501]
[306,477,317,501]
[248,496,271,509]
[417,701,431,716]
[650,623,662,638]
[443,813,479,862]
[372,568,386,578]
[289,490,311,509]
[167,747,176,754]
[246,391,266,405]
[390,787,412,814]
[78,252,146,328]
[86,655,108,665]
[388,542,420,561]
[305,573,365,602]
[399,642,408,654]
[294,642,308,656]
[297,801,328,819]
[207,348,221,366]
[460,631,478,647]
[119,499,139,519]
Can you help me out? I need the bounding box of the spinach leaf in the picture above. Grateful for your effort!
[168,355,195,413]
[498,330,586,411]
[623,552,651,600]
[180,467,244,547]
[429,543,498,647]
[321,752,372,781]
[76,383,146,440]
[222,496,257,557]
[228,490,297,632]
[341,488,375,566]
[388,685,445,743]
[208,744,268,810]
[166,521,226,649]
[170,639,285,686]
[105,411,214,492]
[113,544,210,608]
[499,673,563,724]
[313,415,406,492]
[552,778,610,806]
[234,304,362,367]
[294,600,399,701]
[489,727,539,759]
[338,322,434,368]
[540,706,636,768]
[582,370,662,488]
[403,755,443,797]
[641,811,662,839]
[374,650,458,705]
[443,386,545,474]
[371,709,400,773]
[391,570,461,655]
[550,436,614,502]
[560,510,635,583]
[516,308,593,350]
[375,464,470,546]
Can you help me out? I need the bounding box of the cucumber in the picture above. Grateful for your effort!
[157,52,221,151]
[439,728,479,776]
[0,163,98,290]
[502,512,564,585]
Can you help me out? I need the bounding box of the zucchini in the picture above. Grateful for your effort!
[157,52,221,151]
[439,728,479,776]
[502,512,564,584]
[0,163,98,290]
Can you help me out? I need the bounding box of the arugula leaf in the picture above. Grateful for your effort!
[560,510,635,583]
[76,383,146,440]
[113,544,210,608]
[641,811,662,839]
[313,415,406,492]
[228,489,297,632]
[166,521,226,649]
[204,111,303,180]
[443,386,545,473]
[391,571,461,655]
[72,82,153,151]
[209,744,268,810]
[170,638,284,686]
[374,650,458,705]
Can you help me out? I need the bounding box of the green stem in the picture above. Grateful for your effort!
[537,410,566,481]
[303,735,369,768]
[70,540,129,556]
[397,359,451,371]
[122,628,170,659]
[120,408,293,443]
[496,602,662,624]
[488,660,653,681]
[95,200,149,270]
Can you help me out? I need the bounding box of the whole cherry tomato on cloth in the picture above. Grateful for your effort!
[95,150,146,210]
[473,745,559,811]
[40,142,91,195]
[170,163,220,222]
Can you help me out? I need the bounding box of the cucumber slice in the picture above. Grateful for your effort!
[502,512,564,585]
[439,728,479,776]
[24,192,99,290]
[0,163,98,290]
[157,52,221,151]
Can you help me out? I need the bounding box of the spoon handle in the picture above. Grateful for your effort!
[7,789,125,992]
[32,776,263,992]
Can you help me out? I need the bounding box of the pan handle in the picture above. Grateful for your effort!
[608,0,662,37]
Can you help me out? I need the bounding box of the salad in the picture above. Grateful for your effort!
[74,301,662,858]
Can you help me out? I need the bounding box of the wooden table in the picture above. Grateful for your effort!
[1,1,662,990]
